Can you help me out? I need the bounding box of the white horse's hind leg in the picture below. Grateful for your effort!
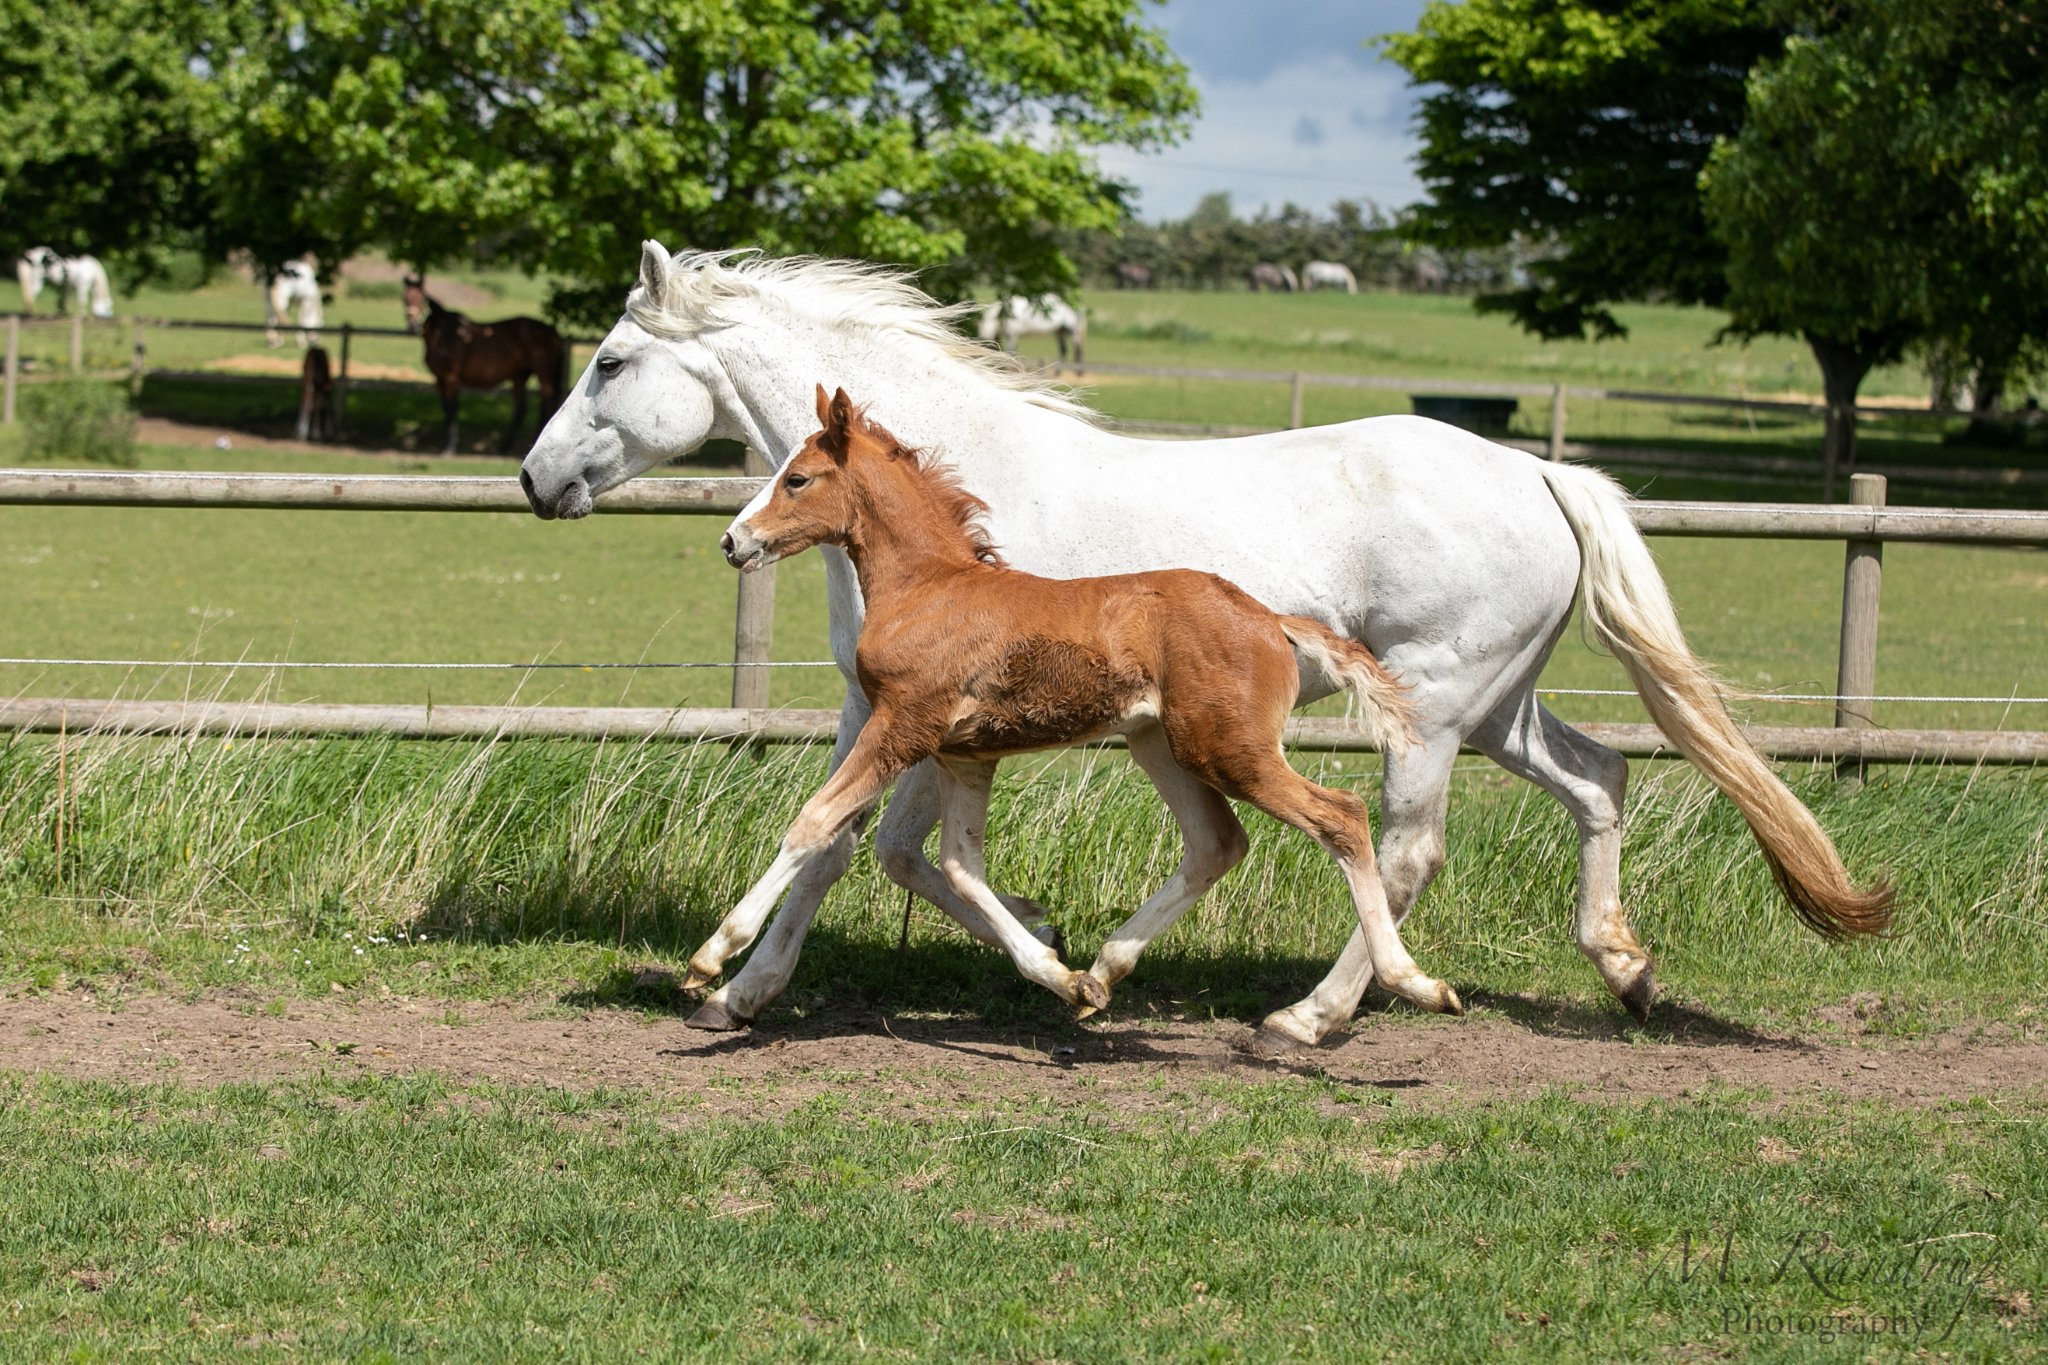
[1082,725,1247,1006]
[1258,730,1459,1048]
[1484,706,1637,991]
[1474,695,1648,1020]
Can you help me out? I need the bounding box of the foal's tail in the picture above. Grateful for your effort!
[1277,616,1418,756]
[1536,462,1892,939]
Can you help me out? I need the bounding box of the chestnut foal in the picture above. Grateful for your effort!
[698,386,1462,1020]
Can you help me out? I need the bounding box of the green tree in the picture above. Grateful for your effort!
[0,0,246,274]
[1380,0,1786,339]
[212,0,1196,321]
[1702,0,2048,489]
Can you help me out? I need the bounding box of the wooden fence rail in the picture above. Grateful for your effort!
[1,467,2044,765]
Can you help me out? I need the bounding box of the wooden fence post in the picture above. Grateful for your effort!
[3,315,17,424]
[1288,372,1305,429]
[335,323,352,431]
[1834,472,1886,782]
[731,446,777,711]
[69,314,84,373]
[1548,383,1567,461]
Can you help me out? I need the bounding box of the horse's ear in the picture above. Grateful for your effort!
[639,240,672,296]
[820,387,859,464]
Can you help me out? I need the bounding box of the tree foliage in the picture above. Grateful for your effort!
[1380,0,1786,340]
[211,0,1196,321]
[0,0,247,273]
[1703,0,2048,470]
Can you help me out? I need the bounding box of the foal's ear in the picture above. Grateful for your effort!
[813,383,833,428]
[820,387,860,464]
[639,240,672,295]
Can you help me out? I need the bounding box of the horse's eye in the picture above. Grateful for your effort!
[595,355,624,377]
[784,472,810,492]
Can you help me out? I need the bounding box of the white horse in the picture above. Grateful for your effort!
[1302,260,1358,294]
[519,242,1891,1047]
[16,247,114,318]
[976,293,1086,365]
[265,258,324,347]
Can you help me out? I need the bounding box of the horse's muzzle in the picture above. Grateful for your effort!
[521,467,592,521]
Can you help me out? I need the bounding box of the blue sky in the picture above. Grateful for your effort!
[1093,0,1430,222]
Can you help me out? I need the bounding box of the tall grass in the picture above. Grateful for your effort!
[3,717,2044,1022]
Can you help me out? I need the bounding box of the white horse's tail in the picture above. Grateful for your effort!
[1278,616,1418,755]
[1536,461,1893,939]
[16,255,43,312]
[83,258,113,319]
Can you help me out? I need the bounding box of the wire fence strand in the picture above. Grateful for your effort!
[0,655,2041,706]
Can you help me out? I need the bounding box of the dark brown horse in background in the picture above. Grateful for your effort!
[402,274,566,454]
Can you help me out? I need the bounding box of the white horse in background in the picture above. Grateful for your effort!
[1303,260,1358,294]
[16,247,114,318]
[518,242,1891,1047]
[976,293,1086,365]
[265,258,324,347]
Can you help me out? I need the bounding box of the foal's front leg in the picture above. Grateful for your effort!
[684,720,912,988]
[936,760,1109,1012]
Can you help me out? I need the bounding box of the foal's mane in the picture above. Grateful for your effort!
[625,249,1097,423]
[854,416,1005,568]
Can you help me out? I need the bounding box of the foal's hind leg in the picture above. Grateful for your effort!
[1474,692,1650,1020]
[1258,730,1460,1049]
[1215,747,1461,1017]
[1080,725,1248,1010]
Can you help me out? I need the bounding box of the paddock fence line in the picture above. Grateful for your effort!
[8,312,2040,500]
[0,313,607,433]
[1045,359,2045,500]
[2,467,2044,765]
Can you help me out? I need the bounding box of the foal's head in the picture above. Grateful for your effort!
[721,385,998,573]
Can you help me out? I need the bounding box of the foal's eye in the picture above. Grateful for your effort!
[784,472,811,491]
[594,355,624,378]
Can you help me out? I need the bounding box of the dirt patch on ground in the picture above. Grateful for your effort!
[5,990,2043,1116]
[207,353,426,383]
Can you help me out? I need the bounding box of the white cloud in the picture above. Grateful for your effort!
[1096,49,1426,221]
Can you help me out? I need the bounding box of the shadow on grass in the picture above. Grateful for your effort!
[552,923,1788,1053]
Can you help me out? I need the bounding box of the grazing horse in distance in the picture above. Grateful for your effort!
[265,258,324,347]
[403,274,566,454]
[16,247,114,317]
[701,386,1449,1021]
[977,293,1086,365]
[1248,262,1297,293]
[1303,260,1358,294]
[295,345,334,441]
[1113,261,1154,289]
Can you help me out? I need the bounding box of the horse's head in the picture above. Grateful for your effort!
[721,386,881,571]
[521,240,730,522]
[401,274,428,334]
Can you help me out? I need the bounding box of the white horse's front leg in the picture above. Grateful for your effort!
[936,761,1108,1012]
[874,761,1062,950]
[683,714,908,989]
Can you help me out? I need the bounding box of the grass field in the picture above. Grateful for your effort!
[5,1069,2040,1362]
[6,265,2046,1361]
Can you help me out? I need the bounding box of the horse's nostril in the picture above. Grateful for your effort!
[719,533,735,557]
[519,468,535,497]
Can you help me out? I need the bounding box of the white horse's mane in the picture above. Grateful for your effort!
[625,249,1097,422]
